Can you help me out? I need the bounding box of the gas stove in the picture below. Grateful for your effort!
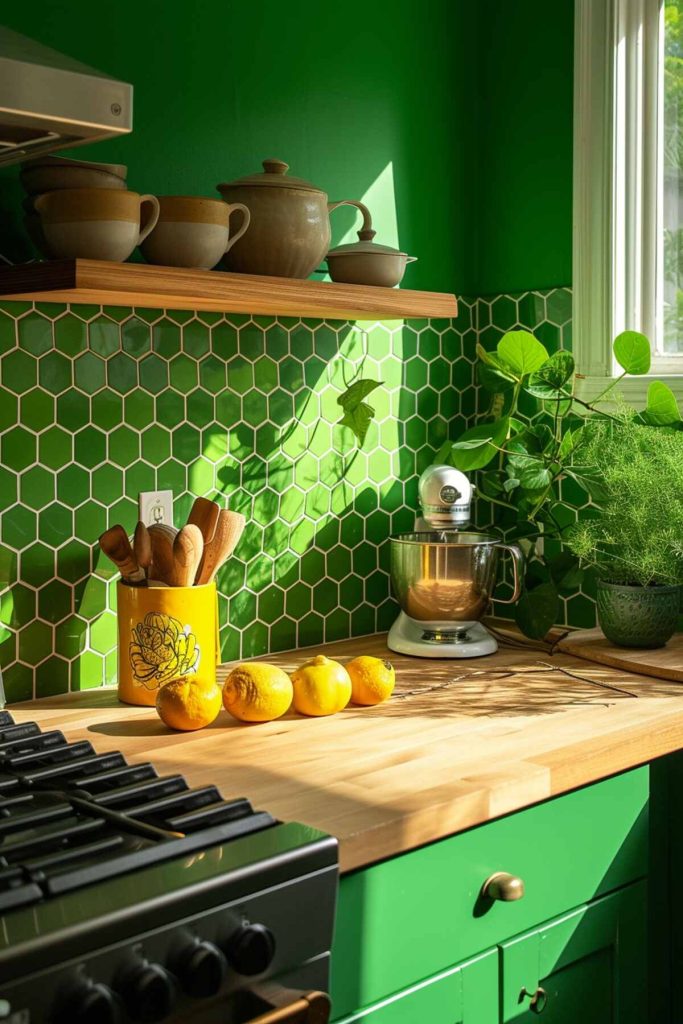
[0,710,338,1023]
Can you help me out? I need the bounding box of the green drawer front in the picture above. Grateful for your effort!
[333,948,498,1024]
[331,768,648,1018]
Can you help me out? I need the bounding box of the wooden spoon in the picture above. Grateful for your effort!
[173,525,204,587]
[148,524,177,586]
[195,510,246,585]
[99,525,145,583]
[187,496,220,547]
[153,523,178,540]
[133,521,152,579]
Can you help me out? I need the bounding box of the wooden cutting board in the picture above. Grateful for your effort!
[557,627,683,682]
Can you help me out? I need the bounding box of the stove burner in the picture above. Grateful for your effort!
[0,709,276,913]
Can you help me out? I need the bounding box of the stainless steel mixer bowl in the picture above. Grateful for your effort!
[390,531,524,626]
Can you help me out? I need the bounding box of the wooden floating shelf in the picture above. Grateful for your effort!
[0,259,458,321]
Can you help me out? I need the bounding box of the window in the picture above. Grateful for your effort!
[663,2,682,353]
[574,0,683,398]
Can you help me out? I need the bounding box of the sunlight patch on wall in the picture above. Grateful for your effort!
[329,161,400,265]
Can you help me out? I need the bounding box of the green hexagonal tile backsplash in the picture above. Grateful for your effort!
[0,301,475,702]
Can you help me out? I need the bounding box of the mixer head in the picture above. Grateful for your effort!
[418,464,472,529]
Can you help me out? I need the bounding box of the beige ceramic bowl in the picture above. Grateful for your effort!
[34,188,160,262]
[21,156,128,196]
[140,196,251,270]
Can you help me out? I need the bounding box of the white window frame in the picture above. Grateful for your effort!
[573,0,683,402]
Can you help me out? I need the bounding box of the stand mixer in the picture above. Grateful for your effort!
[387,465,524,658]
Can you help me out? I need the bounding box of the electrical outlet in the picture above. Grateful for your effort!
[139,490,174,528]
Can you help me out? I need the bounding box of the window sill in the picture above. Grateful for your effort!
[574,374,683,408]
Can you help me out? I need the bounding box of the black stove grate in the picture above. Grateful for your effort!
[0,710,276,913]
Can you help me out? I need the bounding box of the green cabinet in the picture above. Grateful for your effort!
[331,883,647,1024]
[331,769,648,1018]
[500,882,647,1022]
[330,768,650,1023]
[332,949,498,1024]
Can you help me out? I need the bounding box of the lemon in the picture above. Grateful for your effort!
[291,655,352,716]
[346,655,396,706]
[156,676,222,731]
[222,662,293,722]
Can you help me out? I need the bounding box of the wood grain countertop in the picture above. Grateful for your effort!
[9,631,683,873]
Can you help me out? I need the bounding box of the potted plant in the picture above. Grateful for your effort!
[431,328,683,641]
[565,419,683,647]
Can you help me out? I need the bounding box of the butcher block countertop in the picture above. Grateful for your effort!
[10,631,683,873]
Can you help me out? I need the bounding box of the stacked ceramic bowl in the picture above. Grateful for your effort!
[21,155,130,259]
[22,155,253,269]
[21,156,170,263]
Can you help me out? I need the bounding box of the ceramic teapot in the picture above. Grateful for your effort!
[216,158,367,279]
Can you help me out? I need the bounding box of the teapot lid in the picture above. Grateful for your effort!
[219,158,324,194]
[327,227,412,259]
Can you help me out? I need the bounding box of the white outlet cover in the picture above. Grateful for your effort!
[139,490,174,528]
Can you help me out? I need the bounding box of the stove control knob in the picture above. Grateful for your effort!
[56,980,122,1024]
[120,962,174,1022]
[225,923,276,976]
[176,939,227,998]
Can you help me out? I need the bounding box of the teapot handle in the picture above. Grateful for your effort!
[493,543,525,605]
[327,199,375,241]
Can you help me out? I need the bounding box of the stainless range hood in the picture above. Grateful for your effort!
[0,27,132,167]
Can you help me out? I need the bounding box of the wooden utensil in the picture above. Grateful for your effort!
[173,525,204,588]
[133,521,152,579]
[187,496,220,546]
[99,525,145,583]
[153,523,178,539]
[148,524,177,586]
[195,510,245,585]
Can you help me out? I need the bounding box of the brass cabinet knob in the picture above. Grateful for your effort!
[482,871,525,901]
[521,986,548,1014]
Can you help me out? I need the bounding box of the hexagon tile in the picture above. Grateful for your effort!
[0,300,476,702]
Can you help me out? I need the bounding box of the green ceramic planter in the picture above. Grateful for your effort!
[596,580,680,649]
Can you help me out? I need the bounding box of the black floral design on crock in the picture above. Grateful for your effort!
[129,611,200,689]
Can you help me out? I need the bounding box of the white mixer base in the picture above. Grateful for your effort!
[387,613,498,658]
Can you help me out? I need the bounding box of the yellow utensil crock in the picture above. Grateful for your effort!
[117,581,218,707]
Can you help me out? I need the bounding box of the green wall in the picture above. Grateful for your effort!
[0,0,476,295]
[471,0,574,295]
[1,0,575,294]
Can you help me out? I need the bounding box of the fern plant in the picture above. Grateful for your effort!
[565,419,683,586]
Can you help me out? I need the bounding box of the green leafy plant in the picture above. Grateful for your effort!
[437,328,682,638]
[565,420,683,586]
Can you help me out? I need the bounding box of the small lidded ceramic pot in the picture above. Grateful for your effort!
[141,195,251,270]
[326,203,416,287]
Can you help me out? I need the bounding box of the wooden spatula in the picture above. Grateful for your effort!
[195,510,246,585]
[133,521,152,579]
[148,524,177,586]
[173,525,204,587]
[187,496,220,546]
[99,525,145,584]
